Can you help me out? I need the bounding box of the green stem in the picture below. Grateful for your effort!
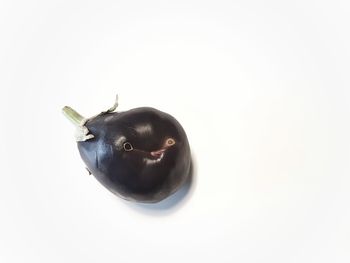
[62,106,86,126]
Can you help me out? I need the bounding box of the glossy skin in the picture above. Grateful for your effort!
[77,107,191,203]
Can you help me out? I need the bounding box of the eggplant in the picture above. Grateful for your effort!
[62,96,191,203]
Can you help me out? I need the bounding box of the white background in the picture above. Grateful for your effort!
[1,0,350,262]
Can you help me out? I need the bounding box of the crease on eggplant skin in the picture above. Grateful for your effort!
[95,150,99,170]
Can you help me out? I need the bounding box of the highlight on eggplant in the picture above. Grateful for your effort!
[62,95,191,203]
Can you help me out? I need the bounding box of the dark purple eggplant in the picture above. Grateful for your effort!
[62,96,191,203]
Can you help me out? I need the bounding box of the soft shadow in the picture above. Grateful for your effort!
[124,153,197,216]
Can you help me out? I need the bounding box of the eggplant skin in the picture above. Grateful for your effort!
[77,107,191,203]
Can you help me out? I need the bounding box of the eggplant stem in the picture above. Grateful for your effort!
[62,106,94,141]
[62,106,86,126]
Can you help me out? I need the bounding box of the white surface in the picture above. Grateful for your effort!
[1,1,350,262]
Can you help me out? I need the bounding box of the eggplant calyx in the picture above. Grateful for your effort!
[104,94,119,113]
[62,106,94,142]
[89,94,119,119]
[62,94,118,142]
[62,95,119,142]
